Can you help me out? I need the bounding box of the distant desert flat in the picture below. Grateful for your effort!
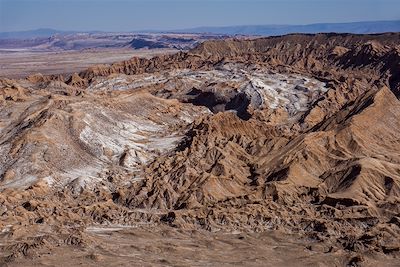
[0,48,177,78]
[0,32,224,78]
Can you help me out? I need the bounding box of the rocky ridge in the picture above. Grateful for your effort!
[1,33,400,266]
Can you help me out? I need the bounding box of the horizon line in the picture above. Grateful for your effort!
[1,19,399,34]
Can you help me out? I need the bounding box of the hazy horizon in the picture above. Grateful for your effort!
[1,0,400,32]
[1,20,399,34]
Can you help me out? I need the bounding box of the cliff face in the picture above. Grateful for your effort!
[1,33,400,265]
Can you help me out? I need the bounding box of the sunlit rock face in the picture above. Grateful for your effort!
[1,33,400,266]
[0,62,326,189]
[88,64,327,118]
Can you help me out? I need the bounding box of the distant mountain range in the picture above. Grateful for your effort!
[1,20,399,39]
[176,20,400,35]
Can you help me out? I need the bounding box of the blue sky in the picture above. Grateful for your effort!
[1,0,399,32]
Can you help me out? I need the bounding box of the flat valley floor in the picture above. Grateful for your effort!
[0,48,177,78]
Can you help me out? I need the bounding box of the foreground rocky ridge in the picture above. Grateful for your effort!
[1,33,400,266]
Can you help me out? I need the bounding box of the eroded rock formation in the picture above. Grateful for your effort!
[1,33,400,266]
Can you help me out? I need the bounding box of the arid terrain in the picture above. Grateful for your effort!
[0,32,228,78]
[0,49,177,78]
[0,32,224,51]
[0,33,400,266]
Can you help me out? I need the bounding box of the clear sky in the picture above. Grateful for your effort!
[1,0,399,32]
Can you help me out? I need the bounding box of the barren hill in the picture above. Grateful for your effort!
[1,33,400,266]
